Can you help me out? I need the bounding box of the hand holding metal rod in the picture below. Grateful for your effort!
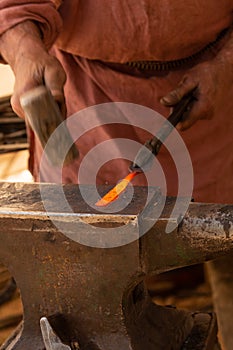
[130,90,197,173]
[96,90,197,207]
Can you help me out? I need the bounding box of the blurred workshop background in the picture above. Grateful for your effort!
[0,63,32,182]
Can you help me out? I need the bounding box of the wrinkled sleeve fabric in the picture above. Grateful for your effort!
[0,0,63,49]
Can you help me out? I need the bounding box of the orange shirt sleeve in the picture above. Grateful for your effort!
[0,0,62,49]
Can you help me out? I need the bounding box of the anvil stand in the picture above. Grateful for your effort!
[0,182,232,349]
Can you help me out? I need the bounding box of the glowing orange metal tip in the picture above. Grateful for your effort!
[95,172,138,207]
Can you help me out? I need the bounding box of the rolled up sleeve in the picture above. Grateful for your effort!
[0,0,63,49]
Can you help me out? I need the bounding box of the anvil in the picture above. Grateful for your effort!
[0,182,232,350]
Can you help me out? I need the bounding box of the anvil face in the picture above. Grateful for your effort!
[0,183,161,216]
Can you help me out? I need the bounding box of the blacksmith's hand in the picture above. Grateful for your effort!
[0,21,66,118]
[160,48,233,130]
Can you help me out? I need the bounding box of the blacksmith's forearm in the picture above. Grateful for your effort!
[0,21,44,70]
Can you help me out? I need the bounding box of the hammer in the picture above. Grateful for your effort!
[20,86,78,166]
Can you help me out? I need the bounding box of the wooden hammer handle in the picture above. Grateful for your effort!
[20,86,78,166]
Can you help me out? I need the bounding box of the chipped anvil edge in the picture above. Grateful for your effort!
[0,209,140,232]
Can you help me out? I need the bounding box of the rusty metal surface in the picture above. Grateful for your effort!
[0,182,232,349]
[141,198,233,274]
